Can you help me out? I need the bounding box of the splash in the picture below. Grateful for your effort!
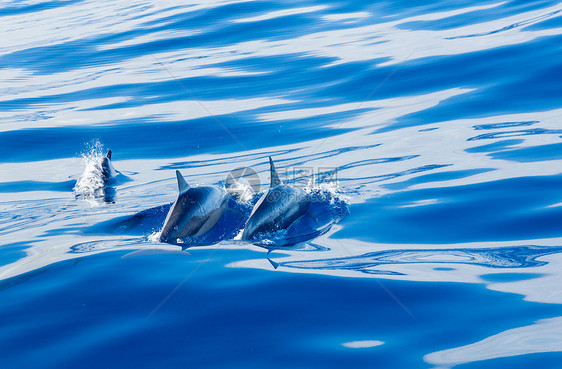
[148,231,162,243]
[226,180,256,203]
[73,142,114,203]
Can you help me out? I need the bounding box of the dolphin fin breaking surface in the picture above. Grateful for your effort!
[269,156,282,187]
[100,150,116,183]
[159,170,228,243]
[242,157,309,241]
[176,170,189,193]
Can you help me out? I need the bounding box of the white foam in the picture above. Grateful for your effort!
[73,142,108,201]
[233,6,327,23]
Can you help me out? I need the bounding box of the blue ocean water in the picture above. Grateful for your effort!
[1,0,562,368]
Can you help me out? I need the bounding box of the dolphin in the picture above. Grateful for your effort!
[242,157,309,240]
[99,149,130,185]
[160,170,228,243]
[100,150,115,183]
[74,149,124,202]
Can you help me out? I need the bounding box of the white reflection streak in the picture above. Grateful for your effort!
[233,6,327,23]
[424,317,562,368]
[342,340,385,348]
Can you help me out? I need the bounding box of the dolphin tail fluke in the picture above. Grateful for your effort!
[106,150,112,160]
[269,156,282,187]
[176,170,189,192]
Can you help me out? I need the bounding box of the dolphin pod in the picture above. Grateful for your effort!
[83,151,315,244]
[159,157,311,244]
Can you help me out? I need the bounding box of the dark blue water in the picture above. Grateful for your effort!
[1,0,562,368]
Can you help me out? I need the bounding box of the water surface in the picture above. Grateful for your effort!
[1,0,562,368]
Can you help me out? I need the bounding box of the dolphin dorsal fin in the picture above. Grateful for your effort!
[176,170,189,193]
[106,150,112,160]
[269,157,282,187]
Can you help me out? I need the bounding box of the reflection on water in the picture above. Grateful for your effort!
[274,245,562,272]
[425,317,562,367]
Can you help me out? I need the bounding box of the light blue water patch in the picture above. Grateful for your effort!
[489,142,562,162]
[399,0,562,32]
[525,12,562,30]
[336,175,562,243]
[465,139,525,153]
[480,272,544,282]
[458,352,562,369]
[0,0,82,17]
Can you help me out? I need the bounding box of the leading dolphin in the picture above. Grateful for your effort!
[242,157,309,240]
[160,170,228,243]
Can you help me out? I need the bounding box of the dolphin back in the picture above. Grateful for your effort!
[160,186,227,243]
[242,157,310,240]
[242,185,309,240]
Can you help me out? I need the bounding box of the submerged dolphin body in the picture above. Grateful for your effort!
[242,157,309,240]
[160,171,228,243]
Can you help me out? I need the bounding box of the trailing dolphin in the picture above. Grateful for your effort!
[160,170,228,243]
[242,157,309,240]
[99,150,130,185]
[100,150,115,183]
[74,148,126,202]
